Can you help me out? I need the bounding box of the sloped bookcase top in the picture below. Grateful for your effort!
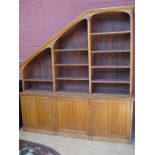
[20,6,134,96]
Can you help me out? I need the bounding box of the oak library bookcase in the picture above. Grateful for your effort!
[20,6,134,143]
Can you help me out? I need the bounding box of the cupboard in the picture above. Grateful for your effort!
[91,99,132,139]
[55,98,89,137]
[22,95,54,131]
[20,6,134,143]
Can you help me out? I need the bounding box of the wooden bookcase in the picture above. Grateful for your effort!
[20,6,134,143]
[54,20,89,93]
[23,48,53,92]
[90,12,131,95]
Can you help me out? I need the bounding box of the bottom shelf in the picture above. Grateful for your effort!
[56,80,89,93]
[24,81,129,94]
[56,89,88,94]
[92,83,129,95]
[24,81,53,92]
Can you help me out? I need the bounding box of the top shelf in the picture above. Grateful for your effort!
[91,31,130,36]
[54,48,88,52]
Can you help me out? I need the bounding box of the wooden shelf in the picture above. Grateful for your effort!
[54,48,88,52]
[55,64,88,66]
[55,80,89,94]
[56,89,88,94]
[55,77,89,81]
[92,80,129,84]
[91,50,130,53]
[25,89,52,92]
[91,31,130,36]
[24,79,53,82]
[92,91,129,95]
[92,83,129,95]
[91,66,130,69]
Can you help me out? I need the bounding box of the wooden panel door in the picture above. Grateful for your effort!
[72,99,89,135]
[55,98,73,132]
[21,96,37,128]
[91,100,111,136]
[55,98,89,135]
[91,99,131,138]
[111,101,131,138]
[35,96,53,130]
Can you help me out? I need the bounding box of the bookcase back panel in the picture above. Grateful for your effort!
[91,12,130,33]
[25,81,53,92]
[92,83,129,94]
[55,51,88,64]
[55,66,88,78]
[56,80,89,93]
[24,48,52,79]
[92,53,130,66]
[92,68,129,81]
[54,20,88,49]
[91,34,130,51]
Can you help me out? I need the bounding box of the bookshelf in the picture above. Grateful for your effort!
[20,6,134,143]
[23,48,53,92]
[22,12,131,95]
[54,20,89,93]
[90,12,130,95]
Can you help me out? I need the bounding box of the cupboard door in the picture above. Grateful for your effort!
[55,98,89,135]
[35,97,53,130]
[111,102,131,138]
[72,99,89,134]
[91,100,131,138]
[56,98,73,132]
[92,100,111,136]
[22,96,37,128]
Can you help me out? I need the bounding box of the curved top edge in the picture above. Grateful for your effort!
[20,5,134,69]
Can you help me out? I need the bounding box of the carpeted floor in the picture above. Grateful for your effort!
[19,139,60,155]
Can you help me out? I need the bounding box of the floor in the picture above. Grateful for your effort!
[19,130,135,155]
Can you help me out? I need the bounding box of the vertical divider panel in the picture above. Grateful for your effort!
[52,98,57,135]
[87,16,92,94]
[21,68,25,91]
[51,45,56,93]
[88,98,92,139]
[90,99,95,136]
[126,101,132,141]
[129,11,133,96]
[129,101,134,143]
